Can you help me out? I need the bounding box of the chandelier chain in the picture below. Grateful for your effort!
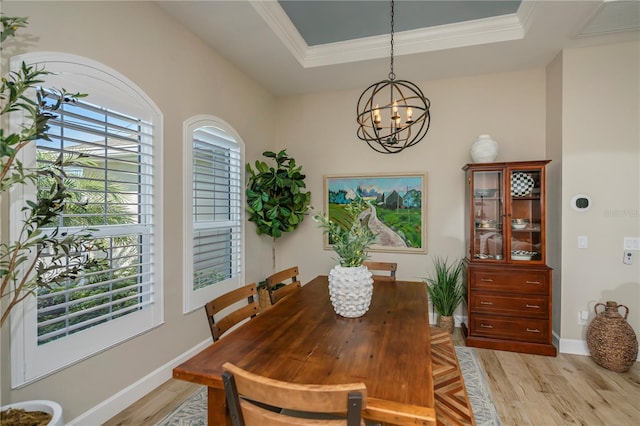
[389,0,395,81]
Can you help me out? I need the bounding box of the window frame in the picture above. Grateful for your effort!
[182,115,245,314]
[8,52,164,388]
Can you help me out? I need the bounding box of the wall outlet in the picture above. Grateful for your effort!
[578,310,589,326]
[624,250,633,265]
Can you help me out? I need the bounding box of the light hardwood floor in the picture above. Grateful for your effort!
[104,329,640,426]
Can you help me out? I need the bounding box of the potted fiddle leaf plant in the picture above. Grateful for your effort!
[312,193,378,318]
[246,149,311,307]
[425,257,465,333]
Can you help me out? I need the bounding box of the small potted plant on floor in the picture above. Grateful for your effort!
[425,257,465,333]
[312,193,377,318]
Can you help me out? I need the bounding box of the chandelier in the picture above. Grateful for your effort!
[356,0,431,154]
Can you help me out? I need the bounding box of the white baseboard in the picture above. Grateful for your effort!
[68,338,211,425]
[455,314,468,327]
[557,335,640,361]
[558,336,589,356]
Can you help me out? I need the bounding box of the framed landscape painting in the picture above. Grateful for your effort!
[323,173,427,254]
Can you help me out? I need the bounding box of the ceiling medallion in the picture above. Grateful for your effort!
[356,0,431,154]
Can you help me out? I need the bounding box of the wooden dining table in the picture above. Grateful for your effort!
[172,275,436,425]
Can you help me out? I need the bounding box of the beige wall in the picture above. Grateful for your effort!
[2,0,638,421]
[546,51,564,340]
[274,69,548,285]
[1,0,274,419]
[560,40,640,343]
[274,41,640,352]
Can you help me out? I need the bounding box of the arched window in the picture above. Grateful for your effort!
[9,52,163,387]
[183,116,245,313]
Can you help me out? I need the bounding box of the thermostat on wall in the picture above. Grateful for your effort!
[571,194,591,211]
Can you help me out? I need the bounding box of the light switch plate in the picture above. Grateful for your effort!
[623,237,640,251]
[578,235,588,249]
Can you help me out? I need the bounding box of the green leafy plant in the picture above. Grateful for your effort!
[312,195,377,267]
[425,257,465,316]
[0,15,105,327]
[246,149,311,271]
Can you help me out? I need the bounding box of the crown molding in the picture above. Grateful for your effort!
[517,0,538,35]
[251,0,532,69]
[250,1,308,65]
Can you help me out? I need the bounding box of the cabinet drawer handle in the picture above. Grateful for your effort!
[480,324,493,329]
[526,328,541,333]
[525,304,540,309]
[525,280,541,285]
[480,278,494,282]
[480,301,493,305]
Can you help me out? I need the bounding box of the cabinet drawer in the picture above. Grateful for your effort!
[470,269,548,294]
[470,293,548,318]
[469,315,549,343]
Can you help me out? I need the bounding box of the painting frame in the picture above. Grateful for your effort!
[323,172,427,254]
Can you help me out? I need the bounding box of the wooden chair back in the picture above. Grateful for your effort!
[222,362,366,426]
[204,283,260,342]
[363,261,397,282]
[265,266,302,304]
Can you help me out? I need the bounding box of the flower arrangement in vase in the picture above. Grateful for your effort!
[312,193,377,318]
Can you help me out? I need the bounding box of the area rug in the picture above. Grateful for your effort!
[157,339,501,426]
[454,347,501,426]
[430,327,501,426]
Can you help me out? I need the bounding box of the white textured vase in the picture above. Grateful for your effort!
[470,134,499,163]
[328,265,374,318]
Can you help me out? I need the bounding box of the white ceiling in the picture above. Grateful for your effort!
[277,1,522,46]
[157,0,640,97]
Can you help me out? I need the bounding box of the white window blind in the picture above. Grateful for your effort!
[192,127,242,290]
[36,91,156,345]
[183,116,244,313]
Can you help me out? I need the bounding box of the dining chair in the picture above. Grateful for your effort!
[204,283,260,342]
[222,362,366,426]
[363,261,397,282]
[265,266,302,304]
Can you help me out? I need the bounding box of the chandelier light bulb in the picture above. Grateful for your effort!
[374,104,381,125]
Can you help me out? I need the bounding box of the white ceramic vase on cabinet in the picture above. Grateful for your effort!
[470,134,499,163]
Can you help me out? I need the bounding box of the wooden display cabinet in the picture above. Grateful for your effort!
[461,160,556,356]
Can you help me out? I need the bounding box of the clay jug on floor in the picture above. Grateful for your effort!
[586,301,638,372]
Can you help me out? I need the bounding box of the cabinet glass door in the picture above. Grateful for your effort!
[509,168,543,262]
[472,170,503,260]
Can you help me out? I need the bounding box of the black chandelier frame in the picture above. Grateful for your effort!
[355,0,431,154]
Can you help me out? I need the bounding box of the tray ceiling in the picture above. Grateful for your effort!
[158,0,640,96]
